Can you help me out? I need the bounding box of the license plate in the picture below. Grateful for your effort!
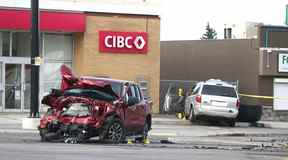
[211,101,227,107]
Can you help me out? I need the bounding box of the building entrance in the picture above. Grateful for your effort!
[0,57,31,112]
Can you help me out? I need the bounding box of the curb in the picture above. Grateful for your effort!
[258,122,288,129]
[0,129,38,134]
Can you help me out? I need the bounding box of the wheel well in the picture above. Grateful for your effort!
[146,114,152,130]
[104,112,120,123]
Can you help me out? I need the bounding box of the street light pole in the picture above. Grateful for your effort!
[30,0,40,118]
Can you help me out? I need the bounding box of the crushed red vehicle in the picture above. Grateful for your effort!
[38,65,152,143]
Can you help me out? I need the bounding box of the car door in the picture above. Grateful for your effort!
[124,85,143,133]
[133,85,146,130]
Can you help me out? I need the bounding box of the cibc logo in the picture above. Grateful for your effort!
[99,31,148,54]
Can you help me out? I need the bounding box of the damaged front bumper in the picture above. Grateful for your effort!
[39,120,101,143]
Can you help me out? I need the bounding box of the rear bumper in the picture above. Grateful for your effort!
[194,105,238,119]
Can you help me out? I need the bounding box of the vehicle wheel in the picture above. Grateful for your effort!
[39,128,48,142]
[227,119,236,127]
[103,118,125,144]
[188,107,196,122]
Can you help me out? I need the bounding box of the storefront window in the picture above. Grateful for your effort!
[0,31,10,57]
[42,33,73,94]
[43,62,72,93]
[44,34,73,61]
[12,32,31,57]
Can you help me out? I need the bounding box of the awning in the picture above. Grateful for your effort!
[0,9,86,32]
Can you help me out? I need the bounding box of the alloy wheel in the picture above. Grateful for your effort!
[107,121,123,143]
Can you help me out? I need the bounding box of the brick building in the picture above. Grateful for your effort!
[0,0,160,113]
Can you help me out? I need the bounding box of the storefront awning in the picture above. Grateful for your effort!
[0,9,86,32]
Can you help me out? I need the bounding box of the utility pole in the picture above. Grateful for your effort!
[30,0,40,118]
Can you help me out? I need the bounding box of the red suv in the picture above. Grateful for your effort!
[38,65,152,143]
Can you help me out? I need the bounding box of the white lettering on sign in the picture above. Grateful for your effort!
[104,35,146,49]
[104,36,112,48]
[125,37,133,48]
[117,36,124,48]
[278,53,288,72]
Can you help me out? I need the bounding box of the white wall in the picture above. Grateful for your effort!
[0,0,160,16]
[273,78,288,110]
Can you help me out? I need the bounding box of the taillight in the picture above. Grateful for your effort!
[236,100,240,109]
[195,95,202,103]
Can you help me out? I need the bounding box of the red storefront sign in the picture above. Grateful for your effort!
[0,9,86,32]
[99,31,148,54]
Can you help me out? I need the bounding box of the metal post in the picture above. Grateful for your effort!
[30,0,40,118]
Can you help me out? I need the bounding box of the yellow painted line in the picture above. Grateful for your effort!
[239,93,288,100]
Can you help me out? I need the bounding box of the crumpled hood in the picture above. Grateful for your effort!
[42,94,110,112]
[60,65,118,98]
[42,65,120,109]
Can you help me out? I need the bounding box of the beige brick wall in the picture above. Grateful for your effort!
[73,13,160,113]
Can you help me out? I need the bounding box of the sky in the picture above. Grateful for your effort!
[160,0,288,40]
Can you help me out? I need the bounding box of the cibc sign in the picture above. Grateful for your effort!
[99,31,148,54]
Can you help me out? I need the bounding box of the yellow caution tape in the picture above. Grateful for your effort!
[239,93,288,100]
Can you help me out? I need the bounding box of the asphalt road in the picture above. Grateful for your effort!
[0,113,288,160]
[0,141,287,160]
[0,131,287,160]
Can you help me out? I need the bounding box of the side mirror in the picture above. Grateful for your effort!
[127,96,139,106]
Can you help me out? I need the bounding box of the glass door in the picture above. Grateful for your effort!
[0,62,3,111]
[23,64,31,111]
[5,64,22,110]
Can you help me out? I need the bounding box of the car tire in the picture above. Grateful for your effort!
[39,128,49,142]
[103,118,126,144]
[227,119,236,127]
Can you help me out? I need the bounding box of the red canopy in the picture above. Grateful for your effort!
[0,9,86,32]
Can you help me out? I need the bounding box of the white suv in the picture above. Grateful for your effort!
[184,79,239,126]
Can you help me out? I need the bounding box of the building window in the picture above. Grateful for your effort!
[42,33,73,94]
[0,31,11,57]
[12,32,31,57]
[0,31,40,57]
[44,34,73,61]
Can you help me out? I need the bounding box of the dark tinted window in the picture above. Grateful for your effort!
[133,85,141,101]
[201,85,237,98]
[192,87,200,94]
[64,89,116,101]
[110,82,122,97]
[136,85,143,100]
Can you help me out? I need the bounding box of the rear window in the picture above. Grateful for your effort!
[201,85,237,98]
